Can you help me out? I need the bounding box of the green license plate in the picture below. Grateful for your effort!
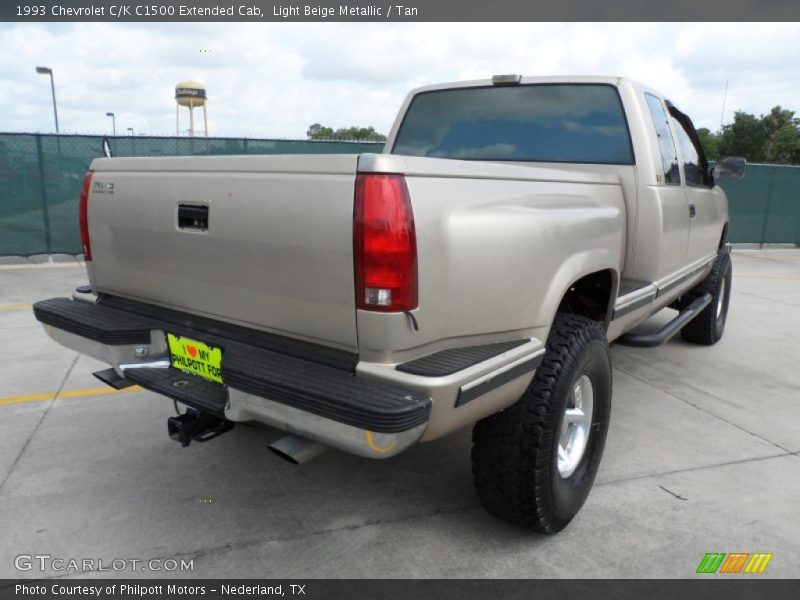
[167,333,223,383]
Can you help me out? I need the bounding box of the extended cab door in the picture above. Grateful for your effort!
[668,105,721,263]
[641,93,690,278]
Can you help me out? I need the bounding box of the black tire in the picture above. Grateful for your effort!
[680,249,732,345]
[471,314,612,533]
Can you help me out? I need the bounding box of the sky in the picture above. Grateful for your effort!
[1,22,799,139]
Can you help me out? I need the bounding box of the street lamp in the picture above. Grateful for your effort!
[35,66,59,134]
[106,112,116,135]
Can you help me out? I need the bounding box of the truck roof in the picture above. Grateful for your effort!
[410,75,659,98]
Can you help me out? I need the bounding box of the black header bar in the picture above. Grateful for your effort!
[2,579,800,600]
[3,0,800,22]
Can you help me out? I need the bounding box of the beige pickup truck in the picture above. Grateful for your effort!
[34,76,744,533]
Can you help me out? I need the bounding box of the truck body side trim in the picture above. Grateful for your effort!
[613,284,657,320]
[612,253,718,321]
[657,268,700,298]
[656,253,717,298]
[455,350,545,407]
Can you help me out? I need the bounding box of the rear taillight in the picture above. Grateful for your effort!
[354,173,418,312]
[79,171,93,260]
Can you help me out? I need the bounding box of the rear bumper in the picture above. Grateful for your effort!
[33,297,431,458]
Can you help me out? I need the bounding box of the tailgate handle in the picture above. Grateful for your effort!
[178,204,209,230]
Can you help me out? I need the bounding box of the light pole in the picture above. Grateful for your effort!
[106,112,116,135]
[127,127,136,154]
[35,66,59,134]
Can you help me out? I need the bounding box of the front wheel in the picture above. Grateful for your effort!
[680,249,732,345]
[471,314,612,533]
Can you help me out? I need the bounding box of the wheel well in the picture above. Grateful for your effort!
[556,270,614,325]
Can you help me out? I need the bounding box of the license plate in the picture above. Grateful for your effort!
[167,333,223,384]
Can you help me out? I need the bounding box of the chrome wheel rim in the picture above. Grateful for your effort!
[557,374,594,478]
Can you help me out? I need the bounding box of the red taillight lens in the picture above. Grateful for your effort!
[79,171,93,260]
[354,173,418,312]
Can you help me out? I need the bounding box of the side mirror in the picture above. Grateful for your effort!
[714,156,745,181]
[102,136,113,158]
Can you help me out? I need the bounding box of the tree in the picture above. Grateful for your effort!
[761,106,795,138]
[714,106,800,165]
[765,123,800,164]
[306,123,334,139]
[718,111,769,162]
[696,127,720,160]
[760,107,800,164]
[306,124,387,142]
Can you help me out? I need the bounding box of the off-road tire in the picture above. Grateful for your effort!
[680,249,732,345]
[471,314,612,533]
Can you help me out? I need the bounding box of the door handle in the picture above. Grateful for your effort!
[689,204,696,219]
[178,204,209,230]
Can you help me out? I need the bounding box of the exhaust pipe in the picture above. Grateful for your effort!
[268,434,328,465]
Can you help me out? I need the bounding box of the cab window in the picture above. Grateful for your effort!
[670,116,706,187]
[644,93,680,185]
[392,84,635,164]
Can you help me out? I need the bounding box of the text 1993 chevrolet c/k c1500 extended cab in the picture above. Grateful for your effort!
[34,75,745,532]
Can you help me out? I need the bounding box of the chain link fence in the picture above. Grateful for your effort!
[1,133,798,255]
[0,133,383,256]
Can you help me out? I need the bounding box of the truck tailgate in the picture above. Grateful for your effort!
[87,155,359,352]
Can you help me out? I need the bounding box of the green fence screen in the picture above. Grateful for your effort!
[1,133,798,255]
[0,132,383,256]
[718,164,800,244]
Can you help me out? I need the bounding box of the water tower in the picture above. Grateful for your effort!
[175,81,208,136]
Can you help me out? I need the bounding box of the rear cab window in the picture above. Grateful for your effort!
[391,83,634,165]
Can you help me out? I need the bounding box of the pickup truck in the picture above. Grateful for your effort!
[34,75,744,533]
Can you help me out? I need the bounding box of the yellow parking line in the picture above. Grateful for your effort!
[0,385,142,406]
[0,304,32,311]
[0,263,83,271]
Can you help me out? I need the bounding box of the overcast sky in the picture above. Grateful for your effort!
[1,22,798,138]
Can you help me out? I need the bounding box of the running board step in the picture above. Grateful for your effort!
[617,293,713,348]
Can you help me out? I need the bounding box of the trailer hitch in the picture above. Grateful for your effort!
[167,408,234,447]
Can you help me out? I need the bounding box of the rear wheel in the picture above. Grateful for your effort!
[471,314,612,533]
[680,249,732,345]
